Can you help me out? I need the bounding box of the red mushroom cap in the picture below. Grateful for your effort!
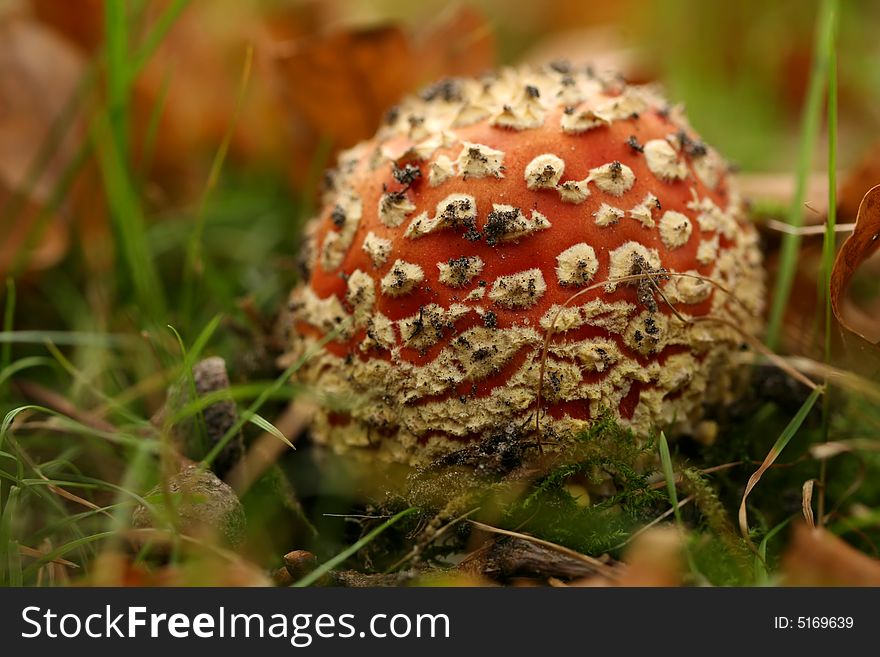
[289,65,764,464]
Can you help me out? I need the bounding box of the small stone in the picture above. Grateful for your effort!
[131,464,246,547]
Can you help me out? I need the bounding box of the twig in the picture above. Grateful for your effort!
[13,379,117,433]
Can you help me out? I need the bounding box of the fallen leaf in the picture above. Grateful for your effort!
[0,16,87,278]
[131,1,302,200]
[270,7,495,185]
[830,184,880,350]
[411,6,495,86]
[28,0,104,51]
[617,525,684,587]
[273,26,412,151]
[782,523,880,586]
[81,550,271,587]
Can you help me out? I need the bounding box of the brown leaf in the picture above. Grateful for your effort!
[81,550,271,587]
[830,184,880,349]
[28,0,104,51]
[270,7,495,184]
[412,6,495,86]
[782,523,880,587]
[131,1,299,200]
[617,525,685,587]
[0,16,87,277]
[273,26,412,150]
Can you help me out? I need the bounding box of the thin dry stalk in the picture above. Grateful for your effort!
[19,544,79,568]
[13,379,118,433]
[766,219,855,235]
[612,495,694,551]
[802,479,818,529]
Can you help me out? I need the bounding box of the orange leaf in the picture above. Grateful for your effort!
[0,16,88,278]
[782,523,880,587]
[412,6,495,86]
[28,0,104,51]
[270,7,495,185]
[273,26,412,150]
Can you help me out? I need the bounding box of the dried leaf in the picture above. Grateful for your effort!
[0,16,86,277]
[82,550,271,587]
[830,184,880,348]
[131,1,297,199]
[274,25,412,149]
[412,6,495,85]
[270,7,495,183]
[28,0,104,51]
[617,525,685,587]
[782,523,880,586]
[801,479,816,529]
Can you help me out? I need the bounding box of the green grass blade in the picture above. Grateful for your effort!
[659,432,701,580]
[181,47,254,321]
[817,0,839,525]
[0,331,139,348]
[1,279,14,398]
[140,67,173,177]
[765,0,839,349]
[1,404,158,453]
[822,6,839,361]
[169,382,298,423]
[200,332,333,469]
[104,0,131,153]
[166,323,209,453]
[659,432,683,526]
[43,340,147,427]
[22,532,116,579]
[0,356,58,390]
[293,507,419,587]
[93,113,167,320]
[8,541,23,586]
[755,516,793,584]
[248,413,295,449]
[739,386,823,550]
[0,485,20,585]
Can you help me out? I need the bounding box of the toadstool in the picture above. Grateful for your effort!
[287,64,765,465]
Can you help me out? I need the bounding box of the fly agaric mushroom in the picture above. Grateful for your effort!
[287,64,764,465]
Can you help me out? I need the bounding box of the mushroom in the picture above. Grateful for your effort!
[288,64,765,465]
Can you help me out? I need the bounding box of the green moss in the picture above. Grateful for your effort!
[501,412,664,556]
